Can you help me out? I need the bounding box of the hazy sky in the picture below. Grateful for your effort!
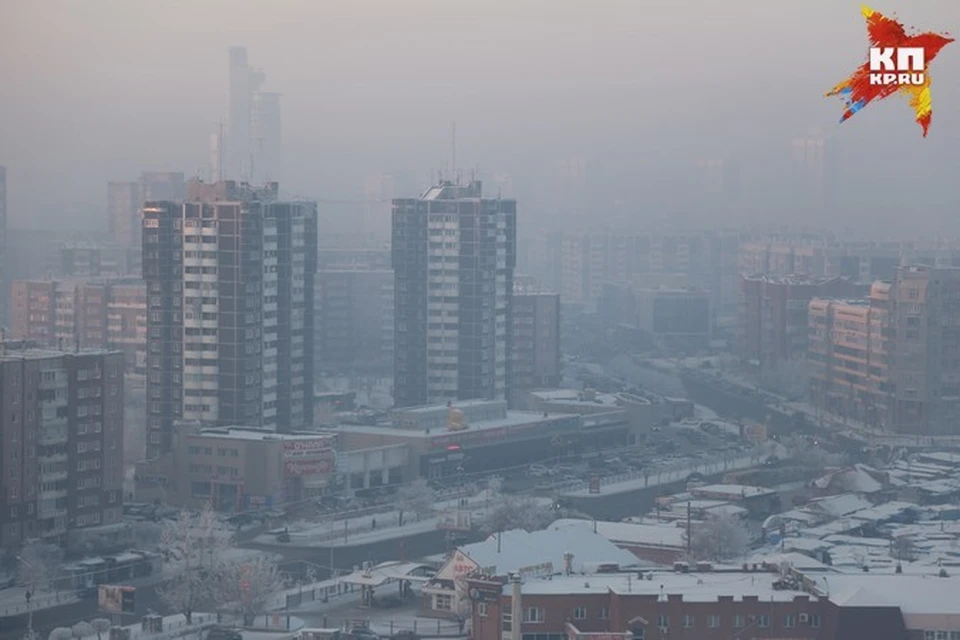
[1,0,958,236]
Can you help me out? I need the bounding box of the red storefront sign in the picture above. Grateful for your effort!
[284,457,334,476]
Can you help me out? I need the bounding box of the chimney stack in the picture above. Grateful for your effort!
[510,573,522,640]
[563,552,574,576]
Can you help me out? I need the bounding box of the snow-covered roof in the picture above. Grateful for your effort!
[805,493,873,518]
[815,573,960,627]
[512,572,808,601]
[340,561,435,587]
[457,526,640,577]
[549,519,686,550]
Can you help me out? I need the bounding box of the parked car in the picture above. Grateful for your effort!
[207,627,243,640]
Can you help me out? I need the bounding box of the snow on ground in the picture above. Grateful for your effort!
[287,588,463,637]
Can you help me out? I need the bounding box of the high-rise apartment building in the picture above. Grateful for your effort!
[315,268,393,373]
[739,275,859,375]
[509,292,561,405]
[392,180,516,407]
[887,266,960,435]
[808,267,960,435]
[10,278,147,375]
[141,180,317,459]
[108,172,187,247]
[0,344,125,548]
[808,284,891,429]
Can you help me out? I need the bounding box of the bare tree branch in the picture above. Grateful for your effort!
[217,555,286,626]
[156,503,229,623]
[685,513,750,563]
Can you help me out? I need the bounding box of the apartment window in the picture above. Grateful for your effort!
[784,615,796,628]
[657,615,668,629]
[682,615,694,629]
[524,608,543,623]
[809,614,820,628]
[733,615,745,628]
[434,594,452,611]
[573,607,587,620]
[502,612,512,632]
[707,615,720,628]
[598,607,610,620]
[477,603,488,618]
[757,615,769,628]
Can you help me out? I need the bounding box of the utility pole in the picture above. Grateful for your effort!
[686,501,692,557]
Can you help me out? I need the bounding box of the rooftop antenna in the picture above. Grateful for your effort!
[218,120,225,183]
[451,121,457,183]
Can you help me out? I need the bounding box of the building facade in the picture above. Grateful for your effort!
[0,344,125,548]
[315,268,393,374]
[808,267,960,436]
[10,278,147,375]
[141,180,317,459]
[739,275,859,375]
[509,293,561,405]
[108,172,187,247]
[392,180,517,407]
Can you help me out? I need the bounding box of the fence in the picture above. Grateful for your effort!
[559,450,776,495]
[302,616,462,637]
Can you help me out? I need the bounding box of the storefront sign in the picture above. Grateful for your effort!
[283,438,335,457]
[284,457,334,476]
[518,561,553,577]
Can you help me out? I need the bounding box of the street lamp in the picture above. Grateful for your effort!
[16,555,37,640]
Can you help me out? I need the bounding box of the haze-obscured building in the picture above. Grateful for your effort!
[10,278,147,375]
[315,268,393,374]
[141,180,317,459]
[509,292,561,405]
[392,180,516,407]
[739,274,859,374]
[0,344,125,548]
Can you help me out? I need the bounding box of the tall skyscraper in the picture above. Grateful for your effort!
[392,180,516,408]
[0,165,7,324]
[228,47,252,180]
[227,47,278,183]
[252,92,282,183]
[141,180,317,459]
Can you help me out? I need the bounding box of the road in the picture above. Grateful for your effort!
[0,583,167,640]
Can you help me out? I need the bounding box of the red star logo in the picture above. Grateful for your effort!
[826,5,954,137]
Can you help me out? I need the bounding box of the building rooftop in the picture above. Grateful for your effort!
[815,573,960,616]
[742,274,848,286]
[457,527,640,578]
[530,389,652,407]
[511,571,810,601]
[549,519,686,550]
[193,427,336,442]
[691,484,778,499]
[0,347,122,362]
[337,410,579,439]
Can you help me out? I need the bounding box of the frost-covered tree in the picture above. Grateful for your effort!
[397,479,436,519]
[218,554,287,626]
[48,628,73,640]
[18,541,64,594]
[482,496,555,534]
[89,619,111,640]
[686,513,750,563]
[71,622,94,640]
[157,503,228,623]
